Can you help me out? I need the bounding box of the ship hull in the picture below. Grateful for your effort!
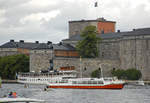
[47,84,124,89]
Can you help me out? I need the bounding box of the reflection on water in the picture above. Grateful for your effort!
[0,84,150,103]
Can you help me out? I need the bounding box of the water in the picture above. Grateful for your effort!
[0,84,150,103]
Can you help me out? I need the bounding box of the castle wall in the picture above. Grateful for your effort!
[69,21,97,38]
[97,22,115,34]
[0,48,19,57]
[99,39,120,60]
[54,58,120,77]
[62,35,150,80]
[120,35,150,80]
[30,50,53,72]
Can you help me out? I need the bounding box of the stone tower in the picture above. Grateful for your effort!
[69,18,116,38]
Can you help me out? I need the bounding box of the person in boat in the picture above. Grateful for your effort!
[44,86,49,91]
[8,92,13,98]
[8,91,17,98]
[12,92,17,98]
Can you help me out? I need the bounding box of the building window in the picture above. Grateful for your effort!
[75,31,79,34]
[101,30,104,34]
[113,68,116,71]
[102,52,104,57]
[146,40,149,49]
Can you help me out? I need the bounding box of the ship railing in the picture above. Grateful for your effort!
[18,73,77,78]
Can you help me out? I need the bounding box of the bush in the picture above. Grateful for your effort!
[125,69,142,80]
[111,68,142,80]
[111,69,126,79]
[91,69,101,78]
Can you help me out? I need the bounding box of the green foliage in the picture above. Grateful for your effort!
[125,69,142,80]
[76,25,101,58]
[0,54,29,80]
[111,69,126,79]
[111,68,142,80]
[91,69,101,78]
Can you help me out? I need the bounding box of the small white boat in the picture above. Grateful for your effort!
[0,97,45,103]
[0,77,2,88]
[137,80,145,86]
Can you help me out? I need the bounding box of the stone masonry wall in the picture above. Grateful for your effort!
[120,35,150,80]
[54,57,120,77]
[69,21,97,38]
[0,48,19,57]
[30,50,53,72]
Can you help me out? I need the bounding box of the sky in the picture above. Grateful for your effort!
[0,0,150,44]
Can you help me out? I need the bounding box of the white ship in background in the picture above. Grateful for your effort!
[17,66,77,84]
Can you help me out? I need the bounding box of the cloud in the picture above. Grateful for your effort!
[0,0,150,45]
[0,9,6,23]
[28,0,58,7]
[20,10,60,24]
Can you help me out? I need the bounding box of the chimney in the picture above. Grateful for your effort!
[10,39,14,42]
[59,42,62,45]
[35,41,39,44]
[133,29,136,31]
[117,30,120,33]
[47,41,52,45]
[97,17,106,21]
[19,40,24,43]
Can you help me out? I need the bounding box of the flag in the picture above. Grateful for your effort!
[95,2,98,7]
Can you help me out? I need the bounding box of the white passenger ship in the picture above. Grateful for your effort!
[46,77,125,89]
[17,69,77,84]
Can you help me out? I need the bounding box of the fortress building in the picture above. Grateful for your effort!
[0,18,150,80]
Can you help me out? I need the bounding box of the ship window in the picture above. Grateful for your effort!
[72,81,77,84]
[93,81,97,84]
[98,81,103,84]
[88,81,92,84]
[82,81,87,84]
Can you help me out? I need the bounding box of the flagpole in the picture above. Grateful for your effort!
[80,56,82,78]
[94,0,98,18]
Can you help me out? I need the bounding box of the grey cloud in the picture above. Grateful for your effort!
[0,0,150,45]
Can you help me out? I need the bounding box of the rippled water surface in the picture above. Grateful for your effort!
[0,83,150,103]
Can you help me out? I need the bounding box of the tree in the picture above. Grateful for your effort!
[91,69,101,78]
[0,54,29,80]
[76,25,101,58]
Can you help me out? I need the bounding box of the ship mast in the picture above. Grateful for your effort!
[99,64,103,78]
